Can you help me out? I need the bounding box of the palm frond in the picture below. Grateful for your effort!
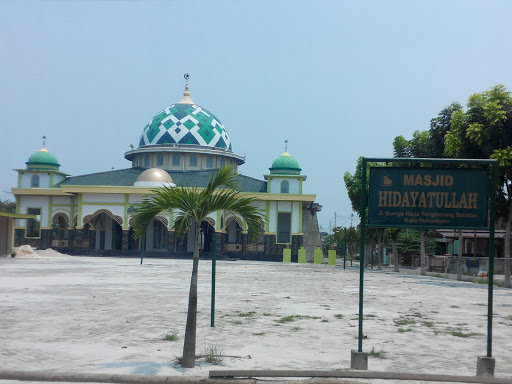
[132,165,264,243]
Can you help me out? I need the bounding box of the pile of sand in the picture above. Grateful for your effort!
[11,245,69,258]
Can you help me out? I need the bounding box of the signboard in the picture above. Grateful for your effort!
[368,167,489,229]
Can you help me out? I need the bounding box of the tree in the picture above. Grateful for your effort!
[0,199,15,213]
[133,166,265,367]
[327,226,360,261]
[344,158,391,268]
[392,130,432,159]
[386,228,402,272]
[445,85,512,288]
[395,229,436,264]
[429,102,463,158]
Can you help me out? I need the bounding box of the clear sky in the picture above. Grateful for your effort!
[1,0,512,231]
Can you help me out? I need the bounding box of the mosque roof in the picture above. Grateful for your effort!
[26,148,60,171]
[269,152,301,175]
[57,168,267,193]
[138,80,232,151]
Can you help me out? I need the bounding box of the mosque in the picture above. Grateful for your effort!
[11,77,322,260]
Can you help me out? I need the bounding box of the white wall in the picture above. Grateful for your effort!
[17,195,50,228]
[269,178,300,194]
[83,194,124,203]
[20,173,51,188]
[268,202,277,232]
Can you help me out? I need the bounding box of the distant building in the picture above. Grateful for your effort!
[12,79,322,260]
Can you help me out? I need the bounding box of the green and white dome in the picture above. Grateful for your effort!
[138,82,232,151]
[26,148,60,171]
[269,152,301,175]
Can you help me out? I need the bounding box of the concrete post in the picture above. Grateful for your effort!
[350,350,368,370]
[476,356,495,377]
[328,249,336,265]
[283,248,291,263]
[298,246,306,263]
[314,246,323,264]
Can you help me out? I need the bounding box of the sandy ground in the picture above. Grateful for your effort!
[1,249,511,383]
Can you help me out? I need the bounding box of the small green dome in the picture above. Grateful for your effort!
[26,148,60,171]
[269,152,301,175]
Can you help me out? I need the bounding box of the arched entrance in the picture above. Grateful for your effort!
[83,210,123,251]
[224,216,243,252]
[52,213,69,241]
[128,216,168,251]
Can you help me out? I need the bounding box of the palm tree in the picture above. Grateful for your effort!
[132,166,265,368]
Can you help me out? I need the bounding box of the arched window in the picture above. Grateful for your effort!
[31,175,40,188]
[280,180,289,193]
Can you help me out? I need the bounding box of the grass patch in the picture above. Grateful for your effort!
[334,314,344,319]
[369,347,386,358]
[291,326,302,332]
[448,329,481,338]
[321,318,329,323]
[394,317,416,326]
[203,344,225,365]
[162,330,179,341]
[263,313,273,316]
[421,321,434,328]
[398,327,412,333]
[231,320,243,325]
[505,315,512,321]
[238,311,256,317]
[252,331,265,336]
[275,315,321,324]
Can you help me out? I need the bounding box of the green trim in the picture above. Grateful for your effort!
[15,195,20,214]
[299,202,303,233]
[124,194,129,227]
[69,197,75,229]
[265,202,270,232]
[48,196,53,227]
[77,194,83,227]
[267,176,272,193]
[299,179,303,194]
[242,218,247,231]
[17,172,21,188]
[216,210,221,231]
[49,173,54,187]
[0,212,36,219]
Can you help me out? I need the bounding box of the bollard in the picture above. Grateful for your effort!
[314,246,323,264]
[283,248,291,263]
[328,249,336,265]
[298,246,306,263]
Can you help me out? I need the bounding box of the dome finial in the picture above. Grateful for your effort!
[284,139,288,153]
[178,73,195,104]
[42,135,46,148]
